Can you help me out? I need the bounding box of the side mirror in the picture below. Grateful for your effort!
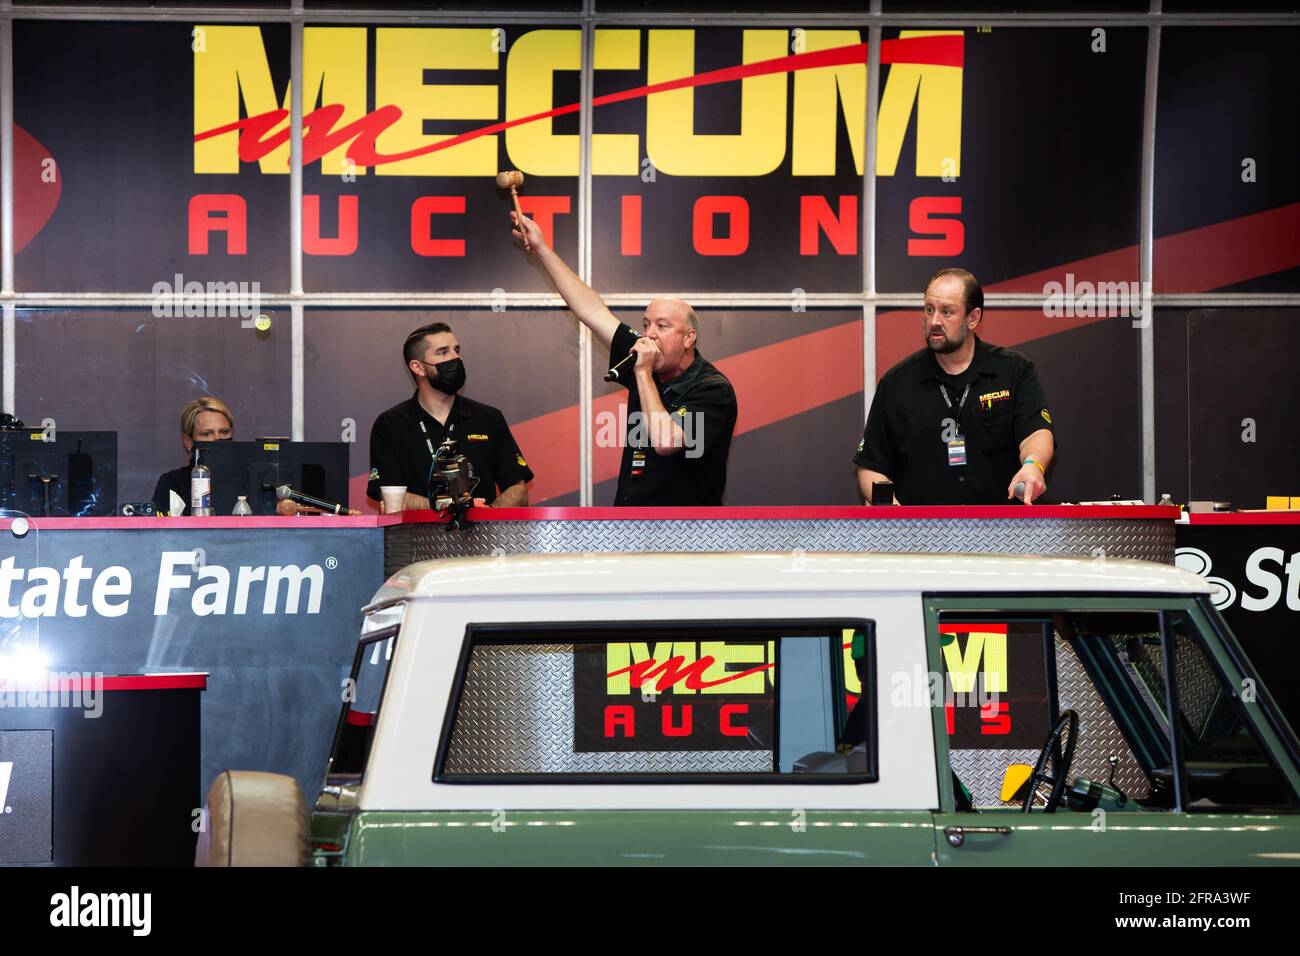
[1001,763,1034,803]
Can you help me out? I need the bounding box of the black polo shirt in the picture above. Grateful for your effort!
[367,393,533,503]
[853,336,1054,504]
[608,323,738,506]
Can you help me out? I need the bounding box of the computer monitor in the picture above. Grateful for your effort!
[192,440,350,516]
[0,429,118,517]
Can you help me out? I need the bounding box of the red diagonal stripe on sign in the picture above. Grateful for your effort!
[1154,201,1300,293]
[352,202,1300,507]
[877,201,1300,373]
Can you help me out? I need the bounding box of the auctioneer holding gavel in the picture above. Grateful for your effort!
[503,186,739,507]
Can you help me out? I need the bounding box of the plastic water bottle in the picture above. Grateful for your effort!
[232,496,252,516]
[190,447,212,516]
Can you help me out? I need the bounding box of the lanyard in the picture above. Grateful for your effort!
[939,382,971,414]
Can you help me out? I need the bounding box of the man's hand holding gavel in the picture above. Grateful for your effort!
[511,210,546,257]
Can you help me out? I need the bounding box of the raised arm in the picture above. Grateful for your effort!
[512,210,621,351]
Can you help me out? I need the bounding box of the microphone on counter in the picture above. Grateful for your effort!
[604,330,642,382]
[276,484,349,515]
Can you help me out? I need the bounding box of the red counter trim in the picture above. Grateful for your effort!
[1185,512,1300,526]
[0,515,379,531]
[441,505,1181,522]
[0,673,208,693]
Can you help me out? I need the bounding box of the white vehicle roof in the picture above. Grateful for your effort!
[370,551,1212,607]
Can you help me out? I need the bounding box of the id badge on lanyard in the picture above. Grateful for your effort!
[940,382,971,468]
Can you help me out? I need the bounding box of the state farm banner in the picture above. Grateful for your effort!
[939,621,1051,750]
[0,526,383,796]
[1176,522,1300,730]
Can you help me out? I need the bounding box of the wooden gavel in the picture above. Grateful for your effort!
[496,170,529,250]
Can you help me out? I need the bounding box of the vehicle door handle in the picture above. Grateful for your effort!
[944,826,1011,848]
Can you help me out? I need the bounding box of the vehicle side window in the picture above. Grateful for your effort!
[435,622,875,782]
[935,611,1171,810]
[936,618,1055,807]
[325,631,396,781]
[1166,612,1297,812]
[1076,610,1296,812]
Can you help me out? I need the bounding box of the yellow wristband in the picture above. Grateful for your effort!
[1023,458,1044,474]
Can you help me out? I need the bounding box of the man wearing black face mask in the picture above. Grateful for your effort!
[366,322,533,510]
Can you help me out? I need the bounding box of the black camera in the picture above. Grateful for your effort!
[429,439,479,527]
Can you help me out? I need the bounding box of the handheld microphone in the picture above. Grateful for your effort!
[604,352,637,382]
[276,484,347,515]
[1013,481,1027,502]
[604,331,642,382]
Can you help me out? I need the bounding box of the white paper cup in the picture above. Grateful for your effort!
[380,485,408,513]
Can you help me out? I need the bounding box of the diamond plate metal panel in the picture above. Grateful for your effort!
[950,748,1039,807]
[1054,633,1151,802]
[1173,633,1223,735]
[1112,629,1221,736]
[387,517,1174,576]
[442,643,772,775]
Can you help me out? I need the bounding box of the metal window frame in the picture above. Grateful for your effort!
[2,2,1298,502]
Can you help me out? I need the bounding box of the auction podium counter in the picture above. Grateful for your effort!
[0,505,1179,834]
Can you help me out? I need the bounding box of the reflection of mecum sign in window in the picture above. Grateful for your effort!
[438,623,873,780]
[574,640,775,753]
[939,621,1052,750]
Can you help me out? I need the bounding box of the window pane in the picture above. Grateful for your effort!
[328,634,396,779]
[938,617,1053,807]
[937,610,1178,809]
[1168,612,1297,811]
[304,308,580,510]
[438,624,870,779]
